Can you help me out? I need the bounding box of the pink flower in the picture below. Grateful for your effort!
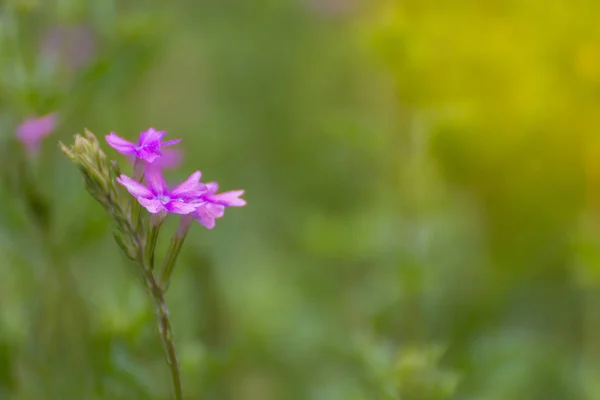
[16,114,57,155]
[192,182,246,229]
[106,128,181,164]
[117,164,205,214]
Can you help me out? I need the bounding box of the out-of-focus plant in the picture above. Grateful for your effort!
[0,2,178,398]
[361,1,598,398]
[0,1,166,226]
[356,334,459,400]
[363,0,589,243]
[61,128,245,399]
[393,346,459,400]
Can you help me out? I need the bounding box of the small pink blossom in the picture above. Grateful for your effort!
[191,182,246,229]
[16,114,57,155]
[106,128,181,164]
[117,164,205,215]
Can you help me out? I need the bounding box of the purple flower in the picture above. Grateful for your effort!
[192,182,246,229]
[117,164,205,214]
[16,114,57,155]
[106,128,181,164]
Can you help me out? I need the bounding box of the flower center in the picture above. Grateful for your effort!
[157,194,171,205]
[137,142,159,153]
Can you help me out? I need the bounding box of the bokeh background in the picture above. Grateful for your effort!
[1,0,600,399]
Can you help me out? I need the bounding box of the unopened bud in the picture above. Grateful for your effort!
[61,130,142,259]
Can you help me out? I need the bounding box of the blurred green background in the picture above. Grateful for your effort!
[1,0,600,399]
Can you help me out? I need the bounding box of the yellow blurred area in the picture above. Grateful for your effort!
[365,1,600,242]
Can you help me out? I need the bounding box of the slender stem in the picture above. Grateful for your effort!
[160,234,187,291]
[124,191,183,398]
[135,244,183,400]
[144,266,183,400]
[160,215,193,290]
[131,196,142,231]
[145,213,165,270]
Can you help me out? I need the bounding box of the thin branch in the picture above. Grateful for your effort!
[136,249,183,400]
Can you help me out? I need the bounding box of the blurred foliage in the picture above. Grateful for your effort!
[1,0,600,399]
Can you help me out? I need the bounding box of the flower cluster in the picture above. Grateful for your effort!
[61,128,245,400]
[106,128,246,230]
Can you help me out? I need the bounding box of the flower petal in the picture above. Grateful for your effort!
[200,217,216,229]
[144,164,167,195]
[204,203,225,218]
[153,149,183,169]
[208,190,246,207]
[161,138,182,147]
[17,115,56,155]
[138,127,166,145]
[116,175,153,198]
[106,132,137,155]
[165,201,197,214]
[204,182,219,194]
[138,198,165,214]
[18,114,56,140]
[170,171,205,198]
[193,207,217,229]
[136,147,161,163]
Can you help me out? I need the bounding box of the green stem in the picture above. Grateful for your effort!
[159,234,187,291]
[131,197,142,231]
[145,214,165,270]
[134,236,183,400]
[124,189,183,398]
[141,263,183,400]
